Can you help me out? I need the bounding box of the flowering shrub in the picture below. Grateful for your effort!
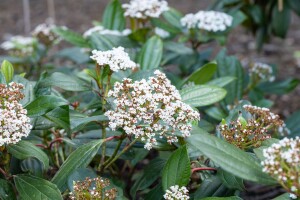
[0,0,299,199]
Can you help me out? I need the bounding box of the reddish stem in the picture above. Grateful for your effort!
[49,138,64,149]
[0,167,7,178]
[105,135,121,142]
[192,167,217,173]
[35,144,48,149]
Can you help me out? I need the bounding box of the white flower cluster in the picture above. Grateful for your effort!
[262,137,300,198]
[163,185,189,200]
[90,47,138,72]
[122,0,169,19]
[0,83,32,146]
[0,36,36,55]
[31,21,58,46]
[181,11,233,32]
[83,26,132,38]
[250,62,275,82]
[105,70,200,150]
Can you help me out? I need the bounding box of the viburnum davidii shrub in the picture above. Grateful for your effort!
[1,0,300,199]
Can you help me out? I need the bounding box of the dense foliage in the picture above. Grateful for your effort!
[0,0,299,199]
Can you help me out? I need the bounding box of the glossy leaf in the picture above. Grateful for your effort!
[206,76,236,88]
[187,127,276,185]
[183,62,217,85]
[217,169,245,191]
[162,145,191,191]
[8,140,49,170]
[138,36,163,70]
[14,174,62,200]
[38,72,90,91]
[102,0,125,30]
[180,85,227,107]
[25,95,68,117]
[71,115,108,132]
[162,8,183,29]
[271,3,291,38]
[51,139,104,191]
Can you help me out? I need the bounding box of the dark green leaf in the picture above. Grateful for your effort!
[215,49,244,105]
[38,72,89,91]
[52,27,89,47]
[217,169,244,191]
[180,85,227,107]
[273,193,291,200]
[187,127,276,184]
[200,197,243,200]
[67,168,97,191]
[183,62,217,85]
[272,4,291,38]
[8,140,49,170]
[162,8,183,29]
[51,139,104,191]
[286,110,300,137]
[25,95,68,117]
[45,105,70,133]
[14,174,62,200]
[102,0,126,30]
[138,36,163,70]
[0,179,16,200]
[162,145,191,191]
[287,0,300,15]
[258,78,299,95]
[71,115,108,132]
[206,77,236,88]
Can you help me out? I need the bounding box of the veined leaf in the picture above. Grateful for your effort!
[102,0,125,30]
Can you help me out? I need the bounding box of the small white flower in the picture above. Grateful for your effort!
[154,27,170,38]
[1,36,36,55]
[163,185,189,200]
[181,10,233,32]
[122,0,169,19]
[90,47,138,72]
[83,25,131,38]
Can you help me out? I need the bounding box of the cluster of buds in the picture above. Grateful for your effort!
[105,70,200,150]
[0,36,37,57]
[90,47,138,72]
[219,105,284,150]
[181,11,233,32]
[163,185,190,200]
[83,26,131,38]
[0,82,32,146]
[122,0,169,19]
[70,177,117,200]
[261,137,300,199]
[31,20,58,46]
[249,62,275,83]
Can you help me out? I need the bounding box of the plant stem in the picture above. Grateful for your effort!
[103,137,124,167]
[104,138,138,170]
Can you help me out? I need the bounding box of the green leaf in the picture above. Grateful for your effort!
[89,34,136,51]
[273,193,291,200]
[286,110,300,137]
[205,107,227,121]
[7,140,49,170]
[215,49,244,105]
[217,169,244,191]
[193,176,227,199]
[0,179,16,200]
[51,139,104,191]
[138,36,163,70]
[102,0,126,31]
[162,145,191,191]
[14,174,62,200]
[183,62,217,85]
[52,27,89,48]
[200,197,243,200]
[287,0,300,15]
[71,115,108,132]
[45,105,70,133]
[258,78,299,95]
[25,95,68,117]
[38,72,90,91]
[180,85,227,107]
[130,158,166,199]
[1,60,14,83]
[162,8,183,29]
[272,3,291,38]
[206,76,236,88]
[187,127,276,185]
[67,168,97,192]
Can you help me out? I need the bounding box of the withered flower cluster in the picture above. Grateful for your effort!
[219,105,284,150]
[70,177,117,200]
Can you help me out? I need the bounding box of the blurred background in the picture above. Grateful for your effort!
[1,0,300,117]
